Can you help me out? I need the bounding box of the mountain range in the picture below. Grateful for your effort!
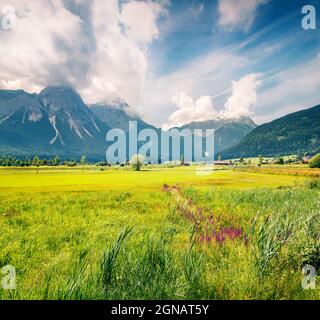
[0,85,318,161]
[177,117,257,155]
[0,87,112,160]
[0,86,257,161]
[222,104,320,159]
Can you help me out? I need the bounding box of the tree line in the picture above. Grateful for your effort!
[0,155,89,167]
[0,155,148,168]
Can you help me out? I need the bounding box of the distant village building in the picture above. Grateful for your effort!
[214,160,230,166]
[303,156,311,164]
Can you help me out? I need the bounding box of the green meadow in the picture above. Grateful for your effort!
[0,165,319,299]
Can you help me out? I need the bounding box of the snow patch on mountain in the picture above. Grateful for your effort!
[28,111,43,122]
[0,115,10,124]
[49,115,64,145]
[92,118,100,132]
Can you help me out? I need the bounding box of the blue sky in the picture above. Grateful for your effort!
[0,0,319,127]
[152,0,316,75]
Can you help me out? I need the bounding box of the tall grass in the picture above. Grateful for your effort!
[101,226,134,297]
[1,183,319,299]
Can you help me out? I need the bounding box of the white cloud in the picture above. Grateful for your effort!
[121,1,167,45]
[0,0,167,106]
[163,74,261,128]
[218,0,268,32]
[0,0,82,93]
[223,73,261,119]
[163,92,218,129]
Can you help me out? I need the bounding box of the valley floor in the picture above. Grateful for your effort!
[0,165,319,299]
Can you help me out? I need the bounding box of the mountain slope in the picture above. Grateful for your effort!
[178,117,257,154]
[0,86,111,160]
[39,86,110,147]
[0,86,160,161]
[0,89,56,156]
[223,104,320,159]
[89,103,154,132]
[90,102,160,163]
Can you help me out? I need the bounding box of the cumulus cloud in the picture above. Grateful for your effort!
[164,74,261,128]
[0,0,167,106]
[223,73,261,119]
[0,1,82,92]
[218,0,268,32]
[163,92,219,129]
[121,1,167,45]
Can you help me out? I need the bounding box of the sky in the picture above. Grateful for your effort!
[0,0,319,128]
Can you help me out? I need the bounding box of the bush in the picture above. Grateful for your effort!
[129,154,144,171]
[276,157,284,165]
[309,154,320,168]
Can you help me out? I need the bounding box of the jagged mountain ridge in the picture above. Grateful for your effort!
[0,86,111,160]
[39,86,107,146]
[175,117,257,155]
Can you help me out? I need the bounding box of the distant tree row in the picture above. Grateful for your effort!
[0,156,81,167]
[2,153,318,168]
[0,154,152,168]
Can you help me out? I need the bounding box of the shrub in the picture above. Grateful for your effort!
[309,154,320,168]
[276,157,284,165]
[129,154,144,171]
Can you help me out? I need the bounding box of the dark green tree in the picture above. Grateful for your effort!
[309,154,320,168]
